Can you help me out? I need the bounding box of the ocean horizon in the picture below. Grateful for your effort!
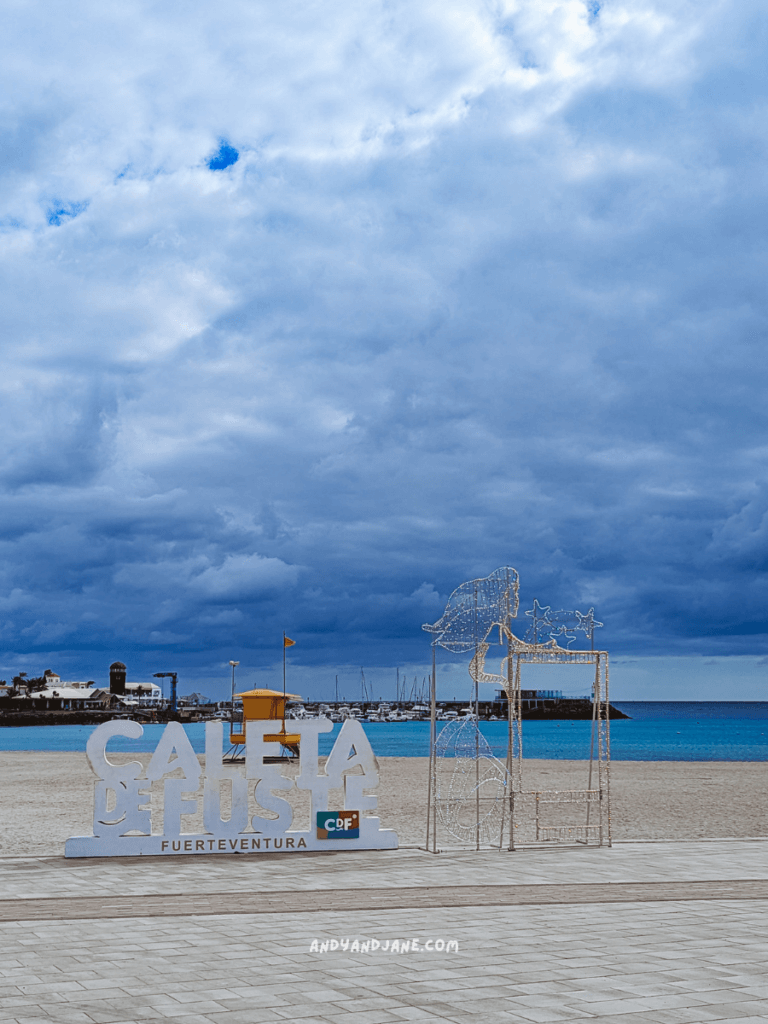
[1,701,767,760]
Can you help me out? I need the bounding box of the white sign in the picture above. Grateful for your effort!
[65,718,398,857]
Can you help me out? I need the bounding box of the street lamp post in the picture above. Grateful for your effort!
[229,661,239,736]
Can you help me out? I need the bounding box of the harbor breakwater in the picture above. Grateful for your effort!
[0,697,629,727]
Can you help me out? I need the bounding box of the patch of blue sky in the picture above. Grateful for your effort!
[494,21,538,69]
[208,141,238,171]
[47,200,88,226]
[587,1,601,23]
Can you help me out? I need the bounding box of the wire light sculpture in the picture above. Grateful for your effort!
[524,602,604,647]
[434,718,510,847]
[422,567,611,852]
[422,566,520,653]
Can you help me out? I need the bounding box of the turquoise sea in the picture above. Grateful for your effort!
[1,702,767,760]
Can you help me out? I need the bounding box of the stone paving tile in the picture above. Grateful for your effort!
[368,1010,443,1021]
[164,991,238,1005]
[12,1011,95,1024]
[688,1010,766,1022]
[15,979,87,996]
[81,1014,157,1024]
[739,985,768,998]
[498,1007,598,1022]
[568,1017,651,1024]
[203,1011,302,1024]
[11,1018,88,1024]
[62,988,136,1004]
[646,1013,722,1024]
[718,1019,768,1024]
[317,1010,405,1024]
[156,1017,225,1024]
[145,1003,227,1019]
[709,1001,768,1015]
[214,1018,332,1024]
[581,1017,669,1024]
[434,1014,540,1024]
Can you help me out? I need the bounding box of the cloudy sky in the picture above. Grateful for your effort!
[2,0,768,700]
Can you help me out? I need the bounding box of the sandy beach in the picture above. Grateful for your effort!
[1,751,766,858]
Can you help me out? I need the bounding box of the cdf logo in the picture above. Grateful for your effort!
[317,810,360,839]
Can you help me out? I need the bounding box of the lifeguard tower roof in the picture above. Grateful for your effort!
[235,688,303,701]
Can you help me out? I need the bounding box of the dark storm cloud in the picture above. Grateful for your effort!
[1,0,768,690]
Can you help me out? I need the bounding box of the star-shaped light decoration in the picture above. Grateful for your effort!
[548,623,577,648]
[524,599,552,644]
[575,608,604,640]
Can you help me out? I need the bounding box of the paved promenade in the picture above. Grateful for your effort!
[1,840,767,1024]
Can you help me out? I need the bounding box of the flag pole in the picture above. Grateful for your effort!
[281,634,297,750]
[282,632,287,742]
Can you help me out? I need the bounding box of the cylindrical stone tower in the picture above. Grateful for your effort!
[109,661,127,695]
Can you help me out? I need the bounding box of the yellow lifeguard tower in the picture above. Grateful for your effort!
[229,688,303,756]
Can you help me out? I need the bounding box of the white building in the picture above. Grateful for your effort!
[14,687,110,710]
[124,681,163,705]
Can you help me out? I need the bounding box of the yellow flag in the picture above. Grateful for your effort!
[284,636,296,647]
